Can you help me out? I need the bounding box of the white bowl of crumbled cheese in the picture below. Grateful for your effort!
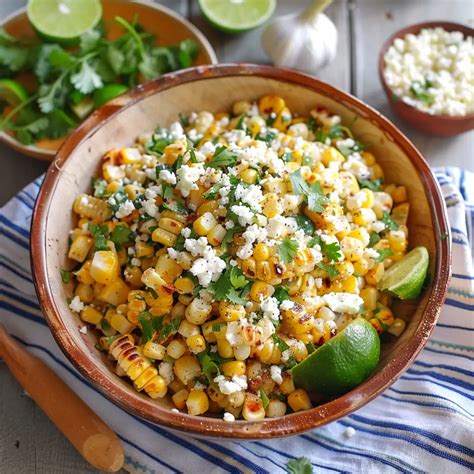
[379,22,474,136]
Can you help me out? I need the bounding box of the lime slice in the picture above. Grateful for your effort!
[292,318,380,396]
[378,246,429,300]
[27,0,102,44]
[0,79,29,106]
[93,84,129,109]
[199,0,276,33]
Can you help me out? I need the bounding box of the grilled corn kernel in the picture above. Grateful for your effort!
[288,389,312,412]
[207,224,226,246]
[242,395,266,421]
[388,318,406,337]
[110,313,135,334]
[266,400,287,418]
[186,335,206,354]
[193,212,218,236]
[172,388,189,410]
[221,361,246,377]
[217,338,234,359]
[186,390,209,416]
[80,306,102,325]
[174,354,201,385]
[68,235,94,263]
[74,283,94,304]
[143,341,166,360]
[151,227,177,247]
[219,301,246,321]
[185,298,212,325]
[167,339,187,359]
[250,281,274,302]
[253,243,270,261]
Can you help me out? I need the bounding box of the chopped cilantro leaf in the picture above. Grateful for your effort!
[272,334,289,352]
[229,266,248,289]
[205,146,238,169]
[211,322,226,332]
[278,238,299,264]
[295,214,315,235]
[173,234,186,251]
[307,181,328,213]
[162,200,188,214]
[227,287,248,305]
[368,232,381,247]
[273,286,290,304]
[92,178,108,197]
[358,178,383,192]
[374,248,393,263]
[110,224,134,247]
[88,223,109,250]
[382,211,399,230]
[158,317,181,342]
[316,261,339,280]
[336,140,367,157]
[203,182,225,200]
[259,389,269,409]
[138,311,154,342]
[60,270,71,284]
[178,112,189,127]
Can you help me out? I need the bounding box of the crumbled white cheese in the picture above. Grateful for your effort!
[236,243,253,259]
[214,375,248,395]
[184,236,208,257]
[260,296,280,321]
[69,296,84,313]
[189,246,226,286]
[115,200,135,218]
[235,184,264,211]
[231,205,254,226]
[270,365,283,385]
[159,362,174,385]
[176,164,205,197]
[223,412,235,422]
[280,300,295,311]
[181,227,191,238]
[142,198,159,217]
[159,169,177,185]
[322,293,364,314]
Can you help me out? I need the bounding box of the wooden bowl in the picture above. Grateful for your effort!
[379,21,474,137]
[0,0,217,161]
[31,64,451,438]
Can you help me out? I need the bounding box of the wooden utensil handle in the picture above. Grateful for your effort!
[0,325,124,472]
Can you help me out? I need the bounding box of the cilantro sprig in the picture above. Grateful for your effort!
[278,238,299,264]
[290,169,328,213]
[204,146,238,169]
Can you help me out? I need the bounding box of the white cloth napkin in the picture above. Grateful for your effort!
[1,167,472,474]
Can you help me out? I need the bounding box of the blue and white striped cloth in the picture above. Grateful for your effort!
[1,168,473,474]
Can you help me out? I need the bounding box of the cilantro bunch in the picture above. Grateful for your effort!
[0,17,198,145]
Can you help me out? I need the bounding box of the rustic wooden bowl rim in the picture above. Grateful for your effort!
[0,0,218,161]
[31,64,451,438]
[379,20,474,122]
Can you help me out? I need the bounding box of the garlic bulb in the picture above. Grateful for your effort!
[261,0,338,75]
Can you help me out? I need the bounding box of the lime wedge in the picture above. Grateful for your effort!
[292,318,380,396]
[199,0,276,33]
[27,0,102,44]
[0,79,29,106]
[378,246,429,300]
[93,84,129,109]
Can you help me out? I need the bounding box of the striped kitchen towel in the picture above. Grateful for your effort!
[1,167,473,474]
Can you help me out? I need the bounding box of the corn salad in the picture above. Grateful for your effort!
[64,96,410,420]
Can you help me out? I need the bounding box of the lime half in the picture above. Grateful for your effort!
[199,0,276,33]
[292,318,380,396]
[0,79,29,106]
[27,0,102,44]
[378,246,429,300]
[93,84,129,109]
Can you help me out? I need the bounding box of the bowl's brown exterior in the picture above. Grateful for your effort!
[31,64,451,439]
[379,21,474,137]
[0,0,217,161]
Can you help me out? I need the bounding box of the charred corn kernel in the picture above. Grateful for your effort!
[263,177,287,195]
[141,268,167,292]
[253,243,270,261]
[259,95,285,115]
[74,283,94,304]
[159,217,184,236]
[177,294,193,306]
[172,388,189,409]
[334,261,355,278]
[174,354,201,385]
[217,338,234,359]
[365,262,384,285]
[340,237,364,262]
[317,306,336,321]
[167,339,187,359]
[228,390,246,408]
[219,301,246,321]
[151,227,177,247]
[143,341,166,360]
[257,338,281,364]
[369,317,383,334]
[207,224,226,246]
[261,193,281,218]
[127,356,151,381]
[341,275,358,293]
[221,361,246,377]
[391,186,407,203]
[360,286,378,311]
[128,290,146,309]
[362,151,376,166]
[174,277,194,295]
[207,385,226,404]
[124,184,143,200]
[90,250,119,285]
[250,281,274,302]
[186,390,209,416]
[198,202,218,217]
[186,335,206,354]
[144,375,167,399]
[360,188,375,208]
[321,147,345,166]
[376,305,395,328]
[242,395,266,421]
[155,254,183,283]
[239,168,258,184]
[134,367,158,391]
[373,192,393,219]
[73,194,111,221]
[80,306,102,325]
[185,298,212,325]
[193,212,217,236]
[372,163,384,180]
[266,399,287,418]
[379,292,392,307]
[388,318,406,337]
[100,278,130,306]
[168,379,185,394]
[232,100,251,115]
[388,230,407,253]
[288,389,312,412]
[132,241,152,258]
[241,257,257,278]
[353,259,370,277]
[110,313,135,334]
[233,344,251,361]
[120,147,142,164]
[68,235,93,263]
[178,320,200,338]
[105,180,122,193]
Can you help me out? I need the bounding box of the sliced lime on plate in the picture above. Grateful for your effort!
[93,84,129,108]
[0,79,29,106]
[378,246,429,300]
[27,0,102,45]
[292,318,380,396]
[199,0,276,33]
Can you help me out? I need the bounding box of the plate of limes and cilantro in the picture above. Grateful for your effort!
[292,247,430,396]
[0,0,217,160]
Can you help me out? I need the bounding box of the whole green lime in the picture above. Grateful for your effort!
[292,318,380,396]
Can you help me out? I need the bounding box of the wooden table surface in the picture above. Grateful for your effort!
[1,0,472,472]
